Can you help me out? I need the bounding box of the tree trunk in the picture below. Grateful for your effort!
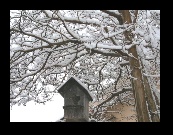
[140,59,160,122]
[121,10,150,122]
[143,75,160,122]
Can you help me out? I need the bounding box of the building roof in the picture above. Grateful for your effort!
[57,76,93,101]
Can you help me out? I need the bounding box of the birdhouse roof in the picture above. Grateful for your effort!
[57,76,93,101]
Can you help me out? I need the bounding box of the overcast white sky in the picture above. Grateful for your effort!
[10,93,64,122]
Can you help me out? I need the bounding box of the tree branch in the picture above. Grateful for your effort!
[101,10,123,25]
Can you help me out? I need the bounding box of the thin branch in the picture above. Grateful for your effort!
[10,52,52,83]
[100,10,123,25]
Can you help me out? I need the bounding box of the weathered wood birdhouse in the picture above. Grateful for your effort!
[58,76,93,122]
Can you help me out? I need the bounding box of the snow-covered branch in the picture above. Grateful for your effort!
[143,73,160,77]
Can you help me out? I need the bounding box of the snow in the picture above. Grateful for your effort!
[77,50,87,57]
[44,10,54,18]
[129,75,138,80]
[84,42,122,50]
[64,22,80,39]
[143,73,160,77]
[63,16,101,26]
[59,53,76,66]
[123,87,132,90]
[102,25,134,38]
[10,10,160,122]
[125,44,136,49]
[135,27,145,37]
[119,61,129,66]
[97,44,122,49]
[106,111,120,113]
[107,10,120,15]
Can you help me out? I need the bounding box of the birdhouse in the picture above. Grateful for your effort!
[58,76,93,122]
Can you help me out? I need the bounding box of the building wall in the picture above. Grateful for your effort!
[63,83,90,121]
[64,85,84,106]
[84,94,89,121]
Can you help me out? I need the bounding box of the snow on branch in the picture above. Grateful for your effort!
[84,42,122,50]
[125,44,136,50]
[10,52,52,83]
[89,49,123,57]
[101,25,134,39]
[122,87,132,91]
[54,11,101,26]
[100,10,123,25]
[129,75,138,80]
[96,88,133,108]
[143,73,160,77]
[119,61,129,66]
[10,28,51,45]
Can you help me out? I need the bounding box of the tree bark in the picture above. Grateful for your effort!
[121,10,150,122]
[143,75,160,122]
[140,59,160,122]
